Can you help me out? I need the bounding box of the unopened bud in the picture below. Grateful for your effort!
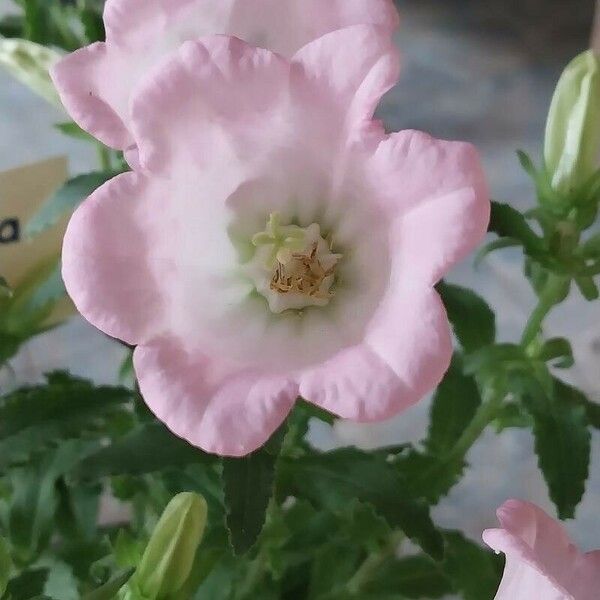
[125,493,207,599]
[544,50,600,199]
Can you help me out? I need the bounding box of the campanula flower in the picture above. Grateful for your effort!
[61,34,488,456]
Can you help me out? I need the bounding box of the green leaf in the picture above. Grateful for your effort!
[278,448,444,560]
[25,172,116,238]
[362,555,452,599]
[0,536,11,596]
[436,283,495,352]
[474,238,521,266]
[426,356,481,455]
[5,568,49,598]
[54,121,96,142]
[522,378,591,518]
[536,337,574,368]
[76,423,214,480]
[1,259,65,338]
[575,276,599,300]
[223,427,286,555]
[308,539,361,597]
[441,531,503,600]
[394,450,464,505]
[0,372,133,470]
[489,202,546,259]
[82,568,135,600]
[0,14,24,38]
[463,343,526,376]
[8,440,97,561]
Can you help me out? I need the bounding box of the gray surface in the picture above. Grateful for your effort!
[1,0,599,551]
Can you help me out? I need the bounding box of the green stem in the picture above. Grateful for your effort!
[345,531,404,596]
[445,385,504,465]
[520,274,569,348]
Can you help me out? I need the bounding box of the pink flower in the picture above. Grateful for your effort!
[50,0,399,153]
[483,500,600,600]
[61,34,488,456]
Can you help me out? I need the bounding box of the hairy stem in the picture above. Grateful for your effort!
[520,274,569,348]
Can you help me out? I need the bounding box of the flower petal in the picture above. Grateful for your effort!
[134,338,298,456]
[300,276,453,423]
[62,172,174,345]
[298,343,405,421]
[369,130,489,284]
[50,43,134,149]
[365,285,453,401]
[130,36,289,174]
[291,24,400,128]
[483,500,600,600]
[370,129,488,215]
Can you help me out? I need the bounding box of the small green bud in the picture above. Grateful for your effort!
[544,50,600,197]
[127,493,208,599]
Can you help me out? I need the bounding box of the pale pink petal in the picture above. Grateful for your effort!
[134,338,298,456]
[50,43,134,149]
[365,285,453,401]
[62,172,175,345]
[483,500,600,600]
[298,344,404,421]
[297,291,450,421]
[369,130,488,215]
[54,0,398,149]
[291,24,400,128]
[130,36,289,174]
[367,130,489,284]
[394,186,489,285]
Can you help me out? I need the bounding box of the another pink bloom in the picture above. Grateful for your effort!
[483,500,600,600]
[61,34,488,456]
[50,0,399,152]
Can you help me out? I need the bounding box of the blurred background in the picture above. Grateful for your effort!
[1,0,599,550]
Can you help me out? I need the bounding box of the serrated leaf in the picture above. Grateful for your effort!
[427,356,481,455]
[362,555,452,599]
[522,378,591,518]
[395,450,465,504]
[278,448,444,560]
[489,202,546,259]
[436,283,495,352]
[76,423,214,480]
[0,372,133,467]
[223,428,285,555]
[442,531,503,600]
[82,568,135,600]
[25,172,116,238]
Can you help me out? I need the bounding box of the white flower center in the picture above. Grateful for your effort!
[247,213,342,313]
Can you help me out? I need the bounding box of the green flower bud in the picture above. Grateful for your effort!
[127,493,208,599]
[544,50,600,197]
